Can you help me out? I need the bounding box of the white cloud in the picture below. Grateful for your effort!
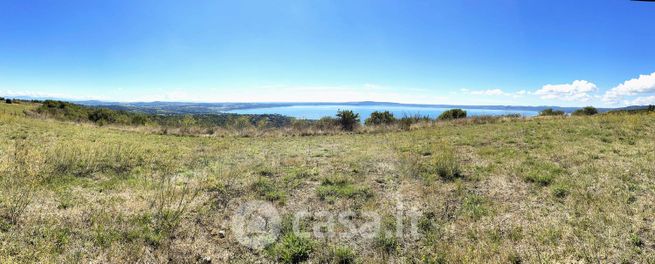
[461,88,527,98]
[603,72,655,104]
[1,84,451,105]
[626,95,655,106]
[535,80,597,102]
[0,89,108,101]
[469,89,507,96]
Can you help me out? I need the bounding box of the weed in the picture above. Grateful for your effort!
[252,177,286,202]
[149,173,199,246]
[461,194,489,220]
[0,139,44,226]
[630,234,643,248]
[269,233,314,264]
[417,149,462,182]
[521,160,563,186]
[374,230,398,255]
[551,184,570,198]
[316,176,372,202]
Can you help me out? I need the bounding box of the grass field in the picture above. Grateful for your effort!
[1,103,654,263]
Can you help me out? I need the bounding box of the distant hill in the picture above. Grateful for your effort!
[73,101,643,115]
[3,96,651,115]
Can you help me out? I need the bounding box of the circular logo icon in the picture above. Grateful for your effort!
[231,200,281,249]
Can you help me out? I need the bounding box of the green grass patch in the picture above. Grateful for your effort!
[268,233,314,264]
[316,175,372,202]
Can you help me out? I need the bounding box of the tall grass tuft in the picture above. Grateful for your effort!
[0,139,45,227]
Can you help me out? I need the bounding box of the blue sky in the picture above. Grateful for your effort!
[1,0,654,107]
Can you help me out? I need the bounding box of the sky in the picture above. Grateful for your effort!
[0,0,654,107]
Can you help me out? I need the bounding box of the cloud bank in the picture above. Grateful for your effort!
[535,80,597,102]
[603,72,655,105]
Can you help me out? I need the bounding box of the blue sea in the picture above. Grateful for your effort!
[226,105,538,120]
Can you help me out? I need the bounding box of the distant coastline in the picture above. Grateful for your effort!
[2,96,650,115]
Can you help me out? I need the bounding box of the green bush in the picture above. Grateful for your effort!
[269,233,314,264]
[365,111,396,126]
[572,106,598,116]
[336,110,360,131]
[438,109,467,120]
[539,108,565,116]
[88,109,117,124]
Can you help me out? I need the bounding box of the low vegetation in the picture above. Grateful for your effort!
[364,110,396,126]
[1,101,654,263]
[538,108,565,116]
[336,110,360,131]
[572,106,599,116]
[437,108,467,120]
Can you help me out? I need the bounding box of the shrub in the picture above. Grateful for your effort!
[397,115,431,130]
[572,106,598,116]
[5,98,12,104]
[438,109,467,120]
[269,233,314,264]
[648,105,655,112]
[130,114,149,125]
[539,108,565,116]
[336,110,360,131]
[88,109,117,124]
[315,116,340,130]
[365,111,396,126]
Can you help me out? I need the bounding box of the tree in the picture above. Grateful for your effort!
[539,108,565,116]
[5,98,12,104]
[336,110,360,131]
[572,106,598,116]
[88,109,117,124]
[438,109,467,120]
[648,105,655,112]
[365,111,396,126]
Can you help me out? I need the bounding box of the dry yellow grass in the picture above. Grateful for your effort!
[1,103,654,263]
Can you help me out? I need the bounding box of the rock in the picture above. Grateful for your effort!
[200,256,212,264]
[218,230,226,238]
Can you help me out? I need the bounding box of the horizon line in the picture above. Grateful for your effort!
[1,95,645,109]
